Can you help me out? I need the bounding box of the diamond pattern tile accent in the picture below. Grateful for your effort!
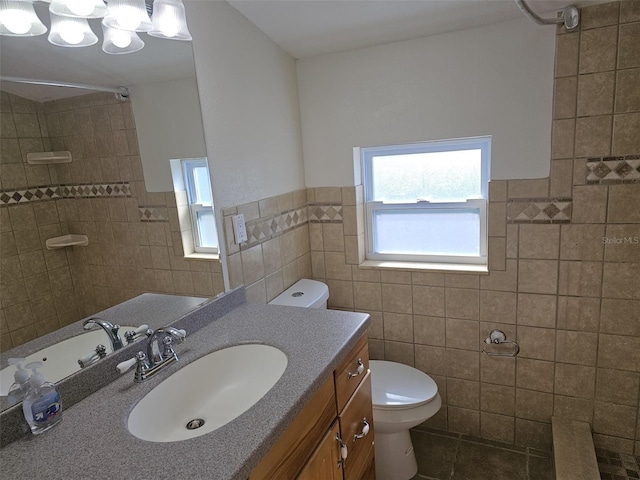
[508,198,572,223]
[0,182,131,205]
[587,155,640,184]
[138,206,169,222]
[308,204,343,223]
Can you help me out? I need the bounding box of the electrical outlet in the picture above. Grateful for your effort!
[232,214,248,244]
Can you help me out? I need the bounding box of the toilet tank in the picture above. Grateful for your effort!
[268,279,329,309]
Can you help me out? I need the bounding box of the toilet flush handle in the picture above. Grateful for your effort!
[347,358,365,379]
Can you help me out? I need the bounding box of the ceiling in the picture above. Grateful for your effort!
[227,0,605,59]
[0,0,603,101]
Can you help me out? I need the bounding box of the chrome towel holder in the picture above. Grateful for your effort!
[482,329,520,357]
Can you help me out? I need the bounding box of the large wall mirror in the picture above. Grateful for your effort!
[0,1,225,411]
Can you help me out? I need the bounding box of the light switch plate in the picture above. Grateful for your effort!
[232,214,248,244]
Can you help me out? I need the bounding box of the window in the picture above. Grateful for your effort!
[182,159,218,253]
[362,137,490,266]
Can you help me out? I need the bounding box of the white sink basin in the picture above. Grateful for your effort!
[127,344,288,443]
[0,326,136,396]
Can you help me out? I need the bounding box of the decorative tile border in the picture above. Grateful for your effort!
[138,206,169,222]
[507,198,572,223]
[244,207,309,247]
[0,182,131,206]
[308,204,343,223]
[587,155,640,184]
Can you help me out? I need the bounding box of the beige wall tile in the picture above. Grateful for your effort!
[555,330,598,366]
[258,196,278,218]
[517,293,556,328]
[480,354,516,387]
[615,68,640,113]
[558,261,603,297]
[353,281,382,311]
[579,26,618,74]
[516,358,555,393]
[314,187,342,204]
[326,279,354,309]
[515,389,553,423]
[551,119,576,159]
[245,278,266,303]
[518,225,560,259]
[237,201,260,222]
[227,252,243,289]
[518,260,558,295]
[310,251,325,278]
[322,223,344,252]
[353,266,380,283]
[445,348,479,380]
[553,77,577,119]
[597,334,640,372]
[613,113,640,155]
[480,259,518,292]
[445,318,479,351]
[413,285,445,316]
[600,298,640,336]
[367,311,383,340]
[384,340,414,366]
[415,344,446,376]
[618,22,640,69]
[555,32,580,77]
[554,363,596,398]
[445,288,479,320]
[604,225,640,262]
[324,252,352,280]
[602,262,640,299]
[383,312,413,342]
[581,2,619,29]
[507,179,549,199]
[593,402,638,439]
[516,419,552,450]
[517,326,556,361]
[481,383,515,415]
[261,237,282,275]
[382,283,412,314]
[572,185,608,223]
[577,72,615,117]
[414,315,445,346]
[265,271,284,303]
[553,395,594,424]
[549,159,574,198]
[595,368,640,407]
[488,202,506,236]
[381,270,412,284]
[560,224,605,261]
[412,271,444,286]
[608,184,640,224]
[593,434,636,455]
[575,115,612,157]
[448,407,480,436]
[444,274,479,289]
[447,378,479,409]
[488,237,506,271]
[620,1,640,23]
[506,225,519,259]
[480,290,516,324]
[341,186,357,206]
[489,180,507,202]
[481,412,515,444]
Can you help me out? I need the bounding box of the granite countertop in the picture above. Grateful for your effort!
[0,301,369,480]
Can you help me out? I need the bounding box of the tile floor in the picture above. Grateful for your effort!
[597,449,640,480]
[409,427,554,480]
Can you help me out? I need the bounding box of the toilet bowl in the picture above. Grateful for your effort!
[370,360,441,480]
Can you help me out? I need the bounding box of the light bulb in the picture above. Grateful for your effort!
[66,0,93,17]
[0,8,31,34]
[111,29,131,48]
[156,15,178,37]
[59,21,84,44]
[113,5,141,31]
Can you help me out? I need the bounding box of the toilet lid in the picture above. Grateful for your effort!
[369,360,438,410]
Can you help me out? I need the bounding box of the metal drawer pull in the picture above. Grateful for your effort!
[353,418,370,441]
[347,358,364,379]
[336,433,348,467]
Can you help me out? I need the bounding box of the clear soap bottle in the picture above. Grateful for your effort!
[7,358,31,407]
[22,362,63,434]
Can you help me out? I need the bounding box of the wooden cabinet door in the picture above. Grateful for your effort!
[297,421,343,480]
[334,335,370,412]
[339,371,375,480]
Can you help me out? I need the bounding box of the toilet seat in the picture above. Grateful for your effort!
[370,360,438,411]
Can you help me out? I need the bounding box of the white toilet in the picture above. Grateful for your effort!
[369,360,441,480]
[270,279,441,480]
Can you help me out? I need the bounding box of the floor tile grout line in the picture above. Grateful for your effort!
[448,435,463,480]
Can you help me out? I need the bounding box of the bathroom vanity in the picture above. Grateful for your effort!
[0,289,371,480]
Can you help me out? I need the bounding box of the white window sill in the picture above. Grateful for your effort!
[185,252,219,261]
[359,259,489,275]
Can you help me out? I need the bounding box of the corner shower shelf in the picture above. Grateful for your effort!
[45,234,89,250]
[27,151,72,165]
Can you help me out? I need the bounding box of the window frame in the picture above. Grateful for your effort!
[361,136,491,266]
[181,159,218,255]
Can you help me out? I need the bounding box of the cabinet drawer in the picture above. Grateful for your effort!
[250,375,337,480]
[334,334,369,413]
[297,420,343,480]
[339,371,375,480]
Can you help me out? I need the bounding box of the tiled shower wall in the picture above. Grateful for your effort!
[0,90,224,353]
[305,2,639,455]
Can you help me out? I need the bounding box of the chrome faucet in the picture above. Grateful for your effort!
[116,326,187,383]
[83,317,124,351]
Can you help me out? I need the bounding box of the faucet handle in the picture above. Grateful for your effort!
[116,356,138,374]
[124,324,151,344]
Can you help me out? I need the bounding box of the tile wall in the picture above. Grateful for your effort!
[0,90,224,353]
[305,2,639,455]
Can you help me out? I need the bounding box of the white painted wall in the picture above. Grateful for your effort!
[186,0,304,210]
[297,17,556,187]
[131,77,207,192]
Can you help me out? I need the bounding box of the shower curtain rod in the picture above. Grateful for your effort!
[0,76,129,98]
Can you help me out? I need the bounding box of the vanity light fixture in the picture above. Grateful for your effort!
[102,23,144,54]
[48,11,98,46]
[0,0,192,54]
[0,0,46,36]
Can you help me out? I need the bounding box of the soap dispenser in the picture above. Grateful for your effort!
[7,358,31,406]
[22,362,62,434]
